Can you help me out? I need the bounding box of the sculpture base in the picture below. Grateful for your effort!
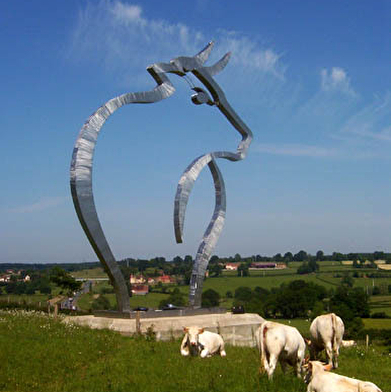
[93,307,226,319]
[65,312,264,347]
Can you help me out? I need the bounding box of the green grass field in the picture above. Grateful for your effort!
[70,267,107,279]
[72,261,391,315]
[0,310,389,392]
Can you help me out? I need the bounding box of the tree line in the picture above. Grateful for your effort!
[2,249,390,274]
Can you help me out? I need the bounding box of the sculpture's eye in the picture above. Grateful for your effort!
[191,87,213,106]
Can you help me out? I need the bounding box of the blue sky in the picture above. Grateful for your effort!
[1,0,390,263]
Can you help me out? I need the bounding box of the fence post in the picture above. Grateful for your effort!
[366,334,369,349]
[136,311,141,334]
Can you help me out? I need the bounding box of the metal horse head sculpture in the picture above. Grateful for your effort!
[70,42,252,311]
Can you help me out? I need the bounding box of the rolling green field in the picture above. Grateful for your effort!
[72,261,391,316]
[1,310,390,392]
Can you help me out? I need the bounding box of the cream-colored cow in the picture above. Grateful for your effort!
[306,361,382,392]
[309,313,344,368]
[256,321,306,379]
[180,326,226,358]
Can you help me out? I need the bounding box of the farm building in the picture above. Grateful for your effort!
[131,284,149,295]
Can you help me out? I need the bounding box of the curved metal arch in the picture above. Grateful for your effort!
[71,42,253,311]
[70,65,176,312]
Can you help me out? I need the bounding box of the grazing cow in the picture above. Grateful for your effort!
[180,326,226,358]
[306,361,382,392]
[341,339,356,348]
[309,313,344,368]
[256,321,306,379]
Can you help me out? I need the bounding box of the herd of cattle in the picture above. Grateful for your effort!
[180,313,383,392]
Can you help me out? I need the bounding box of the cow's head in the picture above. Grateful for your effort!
[184,326,204,347]
[304,361,332,384]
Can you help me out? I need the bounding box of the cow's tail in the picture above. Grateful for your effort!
[260,323,269,369]
[331,313,337,353]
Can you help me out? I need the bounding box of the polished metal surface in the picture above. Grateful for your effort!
[70,42,252,311]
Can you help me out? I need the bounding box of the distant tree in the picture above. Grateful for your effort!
[234,286,253,302]
[209,263,222,277]
[311,301,325,320]
[91,295,111,310]
[5,282,25,295]
[316,250,324,261]
[159,288,186,309]
[283,252,293,264]
[209,255,219,264]
[234,253,242,263]
[332,252,346,261]
[372,286,381,295]
[184,255,193,264]
[293,250,308,262]
[237,263,249,277]
[330,286,370,319]
[50,267,81,294]
[253,286,269,298]
[173,256,183,264]
[202,289,220,307]
[341,273,354,288]
[373,251,385,261]
[308,259,319,272]
[273,253,282,262]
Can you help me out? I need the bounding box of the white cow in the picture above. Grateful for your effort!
[256,321,306,379]
[306,361,382,392]
[180,326,226,358]
[309,313,344,368]
[341,339,356,348]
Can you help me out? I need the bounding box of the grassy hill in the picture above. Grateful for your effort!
[1,310,390,392]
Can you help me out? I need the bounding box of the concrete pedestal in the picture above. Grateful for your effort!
[64,312,264,347]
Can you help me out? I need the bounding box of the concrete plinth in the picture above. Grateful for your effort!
[64,313,264,347]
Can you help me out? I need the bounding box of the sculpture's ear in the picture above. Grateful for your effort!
[183,327,189,333]
[198,328,204,334]
[323,363,333,372]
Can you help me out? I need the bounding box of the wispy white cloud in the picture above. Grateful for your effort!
[8,197,68,214]
[320,67,356,97]
[68,1,285,85]
[341,92,391,142]
[255,143,338,157]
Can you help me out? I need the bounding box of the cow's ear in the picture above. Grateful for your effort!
[198,328,204,334]
[183,327,189,333]
[323,364,332,372]
[304,338,311,346]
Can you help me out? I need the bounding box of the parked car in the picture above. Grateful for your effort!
[133,306,149,312]
[162,303,179,310]
[232,305,245,314]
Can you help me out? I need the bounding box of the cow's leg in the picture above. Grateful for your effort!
[295,358,303,378]
[280,360,288,374]
[309,344,317,360]
[267,354,278,379]
[332,347,339,368]
[325,342,333,367]
[200,348,209,358]
[260,355,269,375]
[296,350,305,378]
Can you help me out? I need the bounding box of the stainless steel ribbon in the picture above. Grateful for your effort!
[70,42,252,311]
